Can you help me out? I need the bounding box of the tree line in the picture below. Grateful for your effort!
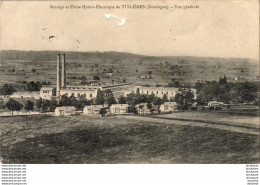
[195,76,260,105]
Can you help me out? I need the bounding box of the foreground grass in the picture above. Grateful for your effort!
[0,115,259,164]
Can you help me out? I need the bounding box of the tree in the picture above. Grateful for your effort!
[5,98,23,116]
[25,81,41,91]
[99,108,107,117]
[24,100,34,114]
[49,99,58,112]
[42,100,51,113]
[127,105,137,114]
[162,94,169,103]
[95,89,105,105]
[93,75,100,81]
[78,95,92,110]
[168,80,180,87]
[184,90,195,108]
[153,97,163,113]
[36,98,43,112]
[194,82,204,94]
[175,93,185,106]
[147,71,152,79]
[103,89,116,106]
[219,75,228,85]
[118,96,127,104]
[0,84,15,95]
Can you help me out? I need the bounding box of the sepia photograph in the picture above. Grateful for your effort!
[0,1,259,165]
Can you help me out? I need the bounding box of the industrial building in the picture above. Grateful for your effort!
[40,53,133,100]
[39,53,196,101]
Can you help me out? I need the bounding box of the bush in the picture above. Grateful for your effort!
[215,106,221,111]
[208,106,214,110]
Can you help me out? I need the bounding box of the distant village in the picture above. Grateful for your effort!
[0,53,259,117]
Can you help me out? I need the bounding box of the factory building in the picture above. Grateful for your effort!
[40,53,132,100]
[40,53,196,101]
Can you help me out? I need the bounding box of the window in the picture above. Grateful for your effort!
[78,93,80,97]
[147,91,148,94]
[90,94,92,98]
[164,105,168,110]
[157,91,158,94]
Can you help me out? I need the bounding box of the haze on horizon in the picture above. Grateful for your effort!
[0,1,259,60]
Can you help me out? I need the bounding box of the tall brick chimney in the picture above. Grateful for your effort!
[56,54,61,97]
[61,53,66,88]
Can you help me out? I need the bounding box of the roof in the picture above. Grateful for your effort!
[110,104,129,108]
[163,102,177,106]
[208,101,218,103]
[11,91,40,96]
[40,87,55,90]
[84,105,103,109]
[135,86,179,92]
[55,106,76,111]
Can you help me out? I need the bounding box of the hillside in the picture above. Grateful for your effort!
[0,50,259,87]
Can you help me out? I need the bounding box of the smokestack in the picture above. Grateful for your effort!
[56,54,61,97]
[61,53,66,88]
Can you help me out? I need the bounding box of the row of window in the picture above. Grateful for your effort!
[65,93,93,98]
[139,90,177,96]
[67,87,92,90]
[42,90,50,93]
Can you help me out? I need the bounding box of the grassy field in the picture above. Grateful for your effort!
[0,115,259,164]
[156,111,259,129]
[0,51,259,87]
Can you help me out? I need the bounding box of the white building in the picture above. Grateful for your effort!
[134,86,197,100]
[160,102,178,113]
[208,101,224,107]
[134,86,180,99]
[60,86,98,99]
[40,87,56,100]
[83,105,103,115]
[10,91,40,99]
[109,104,129,115]
[55,106,76,116]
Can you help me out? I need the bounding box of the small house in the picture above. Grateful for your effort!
[83,105,103,115]
[109,104,129,115]
[208,101,224,107]
[55,106,76,116]
[160,102,178,113]
[40,87,56,100]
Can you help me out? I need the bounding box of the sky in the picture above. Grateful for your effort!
[0,1,259,60]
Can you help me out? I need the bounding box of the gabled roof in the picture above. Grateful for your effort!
[40,87,55,91]
[84,105,103,109]
[110,104,129,108]
[55,106,76,111]
[162,102,177,106]
[11,91,40,96]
